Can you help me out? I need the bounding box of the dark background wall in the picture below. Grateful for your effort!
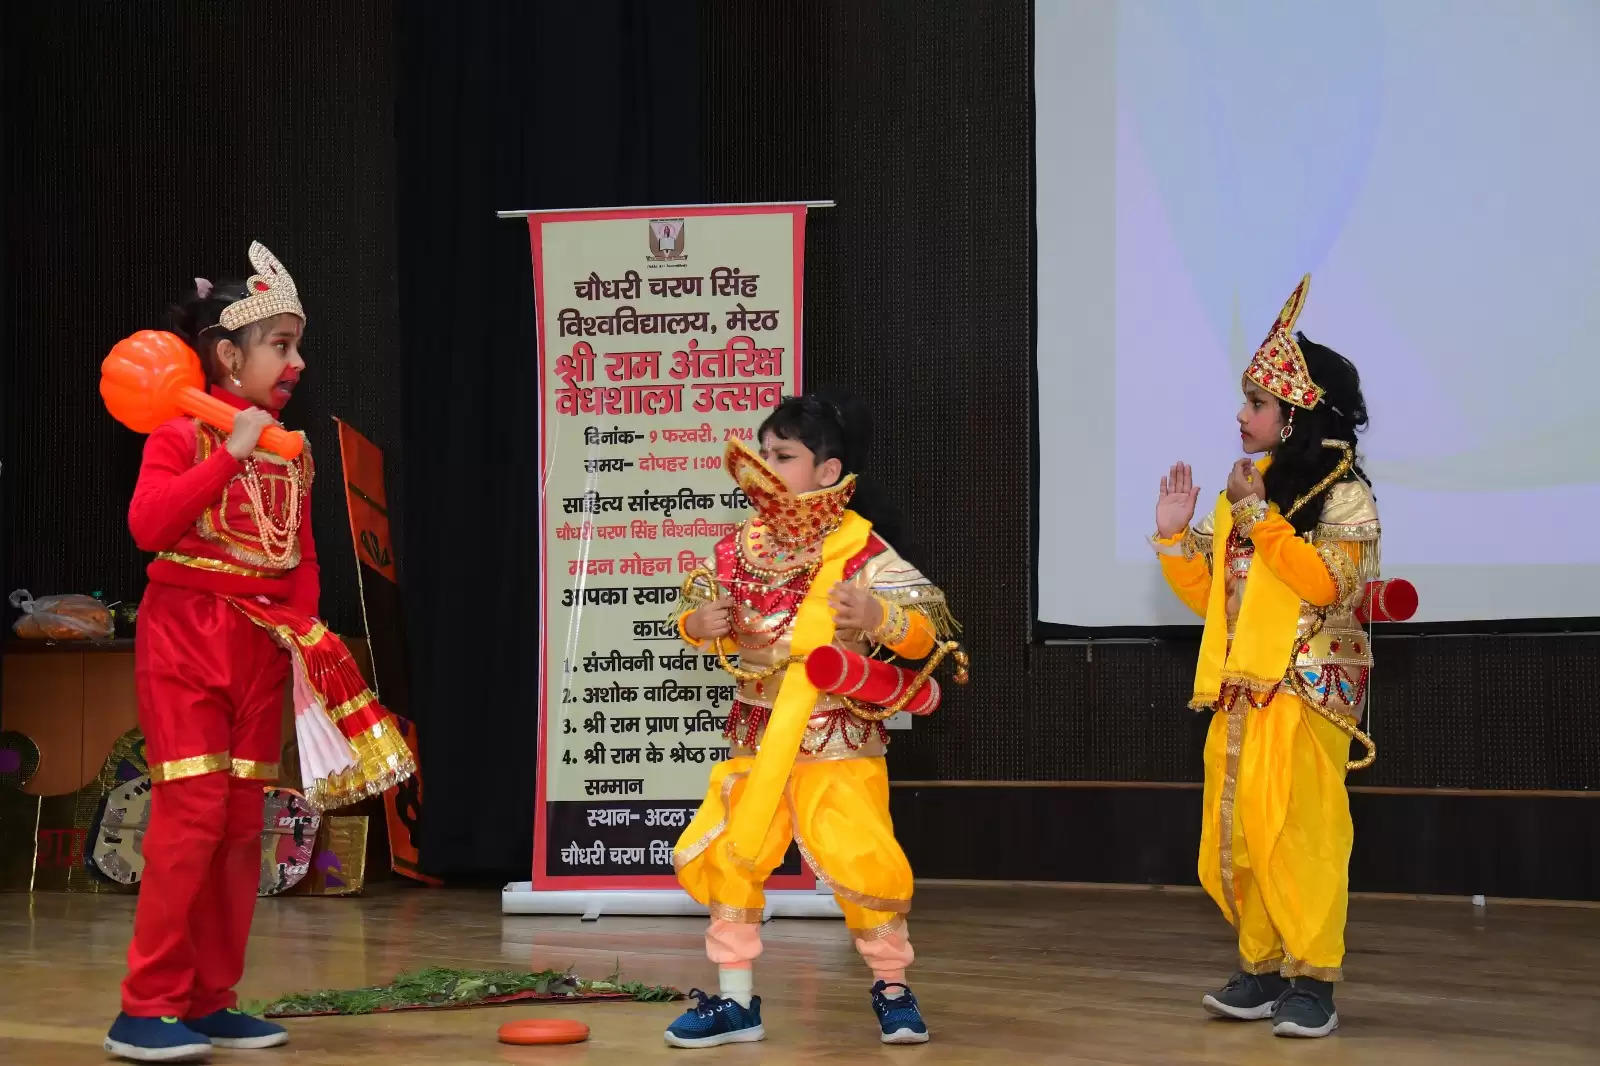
[4,0,1595,894]
[1,0,402,640]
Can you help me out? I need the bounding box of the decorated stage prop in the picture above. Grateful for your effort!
[0,722,374,896]
[259,788,320,896]
[249,966,680,1019]
[502,200,838,919]
[101,329,303,460]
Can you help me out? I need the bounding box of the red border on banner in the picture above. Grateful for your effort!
[530,205,809,893]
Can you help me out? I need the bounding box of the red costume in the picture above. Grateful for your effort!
[120,388,413,1018]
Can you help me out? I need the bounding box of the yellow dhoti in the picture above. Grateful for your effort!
[1199,690,1352,981]
[675,755,915,978]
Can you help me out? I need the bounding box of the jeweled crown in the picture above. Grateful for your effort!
[1244,274,1323,410]
[218,241,304,331]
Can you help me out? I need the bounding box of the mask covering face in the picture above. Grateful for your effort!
[725,437,856,552]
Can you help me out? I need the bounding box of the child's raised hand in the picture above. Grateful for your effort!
[1156,461,1200,538]
[828,582,884,633]
[685,597,735,640]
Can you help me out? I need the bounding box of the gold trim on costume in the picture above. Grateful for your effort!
[150,751,231,784]
[1154,526,1216,571]
[708,902,763,924]
[849,918,908,942]
[1316,520,1381,542]
[305,718,414,810]
[1218,704,1247,925]
[1241,956,1286,976]
[230,758,279,781]
[326,690,376,723]
[155,552,284,580]
[294,621,330,647]
[864,556,961,638]
[730,732,890,763]
[1315,544,1362,604]
[673,771,747,871]
[1286,440,1355,521]
[726,705,890,762]
[1282,953,1344,982]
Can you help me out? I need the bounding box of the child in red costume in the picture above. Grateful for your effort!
[106,243,414,1063]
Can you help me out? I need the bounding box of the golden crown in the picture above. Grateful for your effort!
[218,241,304,331]
[1244,274,1323,410]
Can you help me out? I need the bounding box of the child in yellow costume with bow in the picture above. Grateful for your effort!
[664,394,962,1049]
[1153,276,1380,1039]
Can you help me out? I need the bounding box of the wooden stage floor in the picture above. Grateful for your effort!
[1,882,1596,1064]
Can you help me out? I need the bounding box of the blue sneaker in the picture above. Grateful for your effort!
[184,1008,288,1050]
[103,1013,211,1062]
[663,988,766,1048]
[870,981,930,1044]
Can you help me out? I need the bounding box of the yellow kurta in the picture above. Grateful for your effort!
[1157,476,1379,981]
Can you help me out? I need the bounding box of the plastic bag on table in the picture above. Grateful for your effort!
[9,589,114,641]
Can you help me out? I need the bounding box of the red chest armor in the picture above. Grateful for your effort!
[194,424,315,571]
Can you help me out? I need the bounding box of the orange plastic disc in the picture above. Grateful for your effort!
[496,1018,590,1045]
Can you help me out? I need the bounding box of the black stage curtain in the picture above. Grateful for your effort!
[0,0,401,639]
[1,0,11,707]
[393,1,702,878]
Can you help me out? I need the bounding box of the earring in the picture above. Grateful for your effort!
[1280,410,1296,442]
[229,361,243,388]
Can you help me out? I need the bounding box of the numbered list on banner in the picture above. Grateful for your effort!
[536,208,805,884]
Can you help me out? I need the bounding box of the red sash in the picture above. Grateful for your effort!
[228,596,415,810]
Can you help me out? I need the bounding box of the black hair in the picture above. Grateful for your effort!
[757,390,907,546]
[165,278,266,386]
[1261,333,1373,536]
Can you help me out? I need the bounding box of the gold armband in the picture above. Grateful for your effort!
[870,598,911,646]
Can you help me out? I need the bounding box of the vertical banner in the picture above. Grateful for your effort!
[530,205,807,893]
[335,419,438,885]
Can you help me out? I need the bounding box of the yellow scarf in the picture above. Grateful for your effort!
[724,510,872,867]
[1191,457,1303,708]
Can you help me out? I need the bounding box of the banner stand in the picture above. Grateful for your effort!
[496,200,836,219]
[501,882,840,922]
[506,200,842,922]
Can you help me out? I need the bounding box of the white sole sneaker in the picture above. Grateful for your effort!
[1202,994,1278,1021]
[881,1027,931,1044]
[663,1024,766,1048]
[1274,1011,1339,1038]
[208,1031,289,1049]
[103,1037,212,1063]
